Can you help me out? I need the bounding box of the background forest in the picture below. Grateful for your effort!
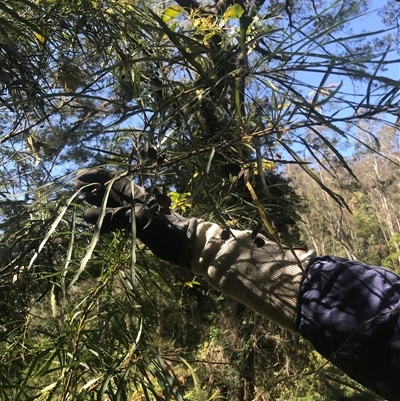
[1,0,400,400]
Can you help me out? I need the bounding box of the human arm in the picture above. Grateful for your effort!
[76,168,400,400]
[75,168,315,331]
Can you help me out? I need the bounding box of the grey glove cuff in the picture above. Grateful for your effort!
[191,222,316,331]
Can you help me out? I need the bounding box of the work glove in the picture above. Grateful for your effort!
[75,168,197,267]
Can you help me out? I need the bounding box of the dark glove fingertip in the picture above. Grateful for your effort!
[76,168,116,186]
[83,208,100,224]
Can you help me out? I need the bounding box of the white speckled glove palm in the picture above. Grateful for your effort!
[76,168,315,331]
[191,222,315,331]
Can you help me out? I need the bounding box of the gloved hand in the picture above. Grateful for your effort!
[75,168,198,267]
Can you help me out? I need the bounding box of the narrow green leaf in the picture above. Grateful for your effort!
[206,147,216,174]
[179,357,205,401]
[69,172,122,287]
[27,188,83,271]
[279,141,350,210]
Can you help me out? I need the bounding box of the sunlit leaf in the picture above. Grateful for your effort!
[224,4,245,21]
[34,31,45,43]
[169,191,192,212]
[162,5,183,22]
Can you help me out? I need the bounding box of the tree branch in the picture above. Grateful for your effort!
[174,0,200,11]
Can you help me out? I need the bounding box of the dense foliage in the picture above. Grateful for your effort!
[1,0,400,399]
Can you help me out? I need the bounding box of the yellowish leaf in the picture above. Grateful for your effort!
[51,284,57,318]
[169,191,191,212]
[277,102,291,110]
[246,181,281,248]
[203,31,215,44]
[162,6,182,22]
[34,31,46,44]
[224,4,245,22]
[261,160,275,170]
